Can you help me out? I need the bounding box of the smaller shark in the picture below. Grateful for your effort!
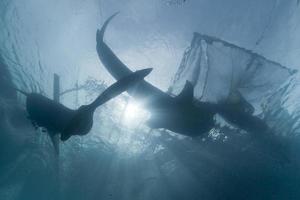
[16,68,152,142]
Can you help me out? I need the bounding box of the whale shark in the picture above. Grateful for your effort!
[96,13,269,137]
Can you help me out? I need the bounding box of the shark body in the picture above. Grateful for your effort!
[96,13,269,137]
[17,68,152,141]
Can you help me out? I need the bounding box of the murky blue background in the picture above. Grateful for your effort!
[1,0,300,199]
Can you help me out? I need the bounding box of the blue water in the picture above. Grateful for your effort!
[1,1,300,200]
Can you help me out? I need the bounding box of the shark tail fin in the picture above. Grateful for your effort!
[96,12,120,43]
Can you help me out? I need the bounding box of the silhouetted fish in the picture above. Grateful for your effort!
[96,13,269,137]
[16,68,152,141]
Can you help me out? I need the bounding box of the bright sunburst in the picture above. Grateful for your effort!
[122,99,149,128]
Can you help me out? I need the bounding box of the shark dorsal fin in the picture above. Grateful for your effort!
[176,81,194,103]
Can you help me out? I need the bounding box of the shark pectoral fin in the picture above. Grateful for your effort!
[175,80,194,103]
[61,123,75,141]
[60,132,71,142]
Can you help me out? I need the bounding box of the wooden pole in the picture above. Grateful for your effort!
[53,73,61,200]
[53,74,60,102]
[51,73,60,155]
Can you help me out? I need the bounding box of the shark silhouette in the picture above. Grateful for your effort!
[96,13,269,137]
[16,68,152,141]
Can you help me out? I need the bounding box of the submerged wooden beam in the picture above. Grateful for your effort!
[51,73,60,155]
[53,73,60,102]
